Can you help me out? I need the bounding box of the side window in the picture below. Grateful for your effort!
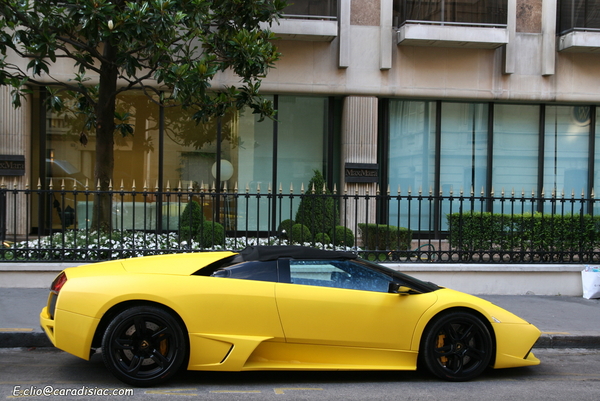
[211,260,278,282]
[289,260,392,293]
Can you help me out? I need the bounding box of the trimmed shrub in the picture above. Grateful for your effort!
[358,223,412,251]
[295,170,339,236]
[277,219,295,239]
[329,226,355,247]
[290,223,312,243]
[179,200,205,241]
[197,220,225,248]
[314,232,331,245]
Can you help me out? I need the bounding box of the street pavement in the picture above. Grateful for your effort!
[1,287,599,349]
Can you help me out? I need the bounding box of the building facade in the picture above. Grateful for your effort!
[2,0,600,237]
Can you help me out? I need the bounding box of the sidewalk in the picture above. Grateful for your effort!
[1,288,599,349]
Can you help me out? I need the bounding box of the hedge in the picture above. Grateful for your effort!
[447,212,600,251]
[358,223,412,251]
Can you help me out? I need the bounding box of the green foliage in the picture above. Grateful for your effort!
[358,224,412,251]
[290,223,312,244]
[314,232,331,245]
[329,226,355,247]
[179,201,205,241]
[447,212,600,251]
[294,170,339,236]
[0,0,286,228]
[197,220,225,248]
[277,219,295,239]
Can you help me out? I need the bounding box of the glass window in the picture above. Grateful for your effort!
[394,0,508,26]
[388,100,436,230]
[289,260,392,292]
[283,0,337,18]
[440,102,488,195]
[211,260,278,282]
[544,105,590,197]
[558,0,600,34]
[492,104,540,202]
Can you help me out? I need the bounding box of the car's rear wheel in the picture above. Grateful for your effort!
[101,306,187,387]
[421,311,493,381]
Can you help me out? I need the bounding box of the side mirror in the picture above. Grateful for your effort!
[388,282,422,295]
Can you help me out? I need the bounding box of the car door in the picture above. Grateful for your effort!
[275,259,438,351]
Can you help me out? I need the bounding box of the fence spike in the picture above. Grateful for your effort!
[84,178,89,190]
[25,179,29,190]
[154,180,159,192]
[582,188,586,198]
[223,181,228,192]
[397,185,401,195]
[419,187,422,196]
[120,179,124,191]
[301,183,305,194]
[268,183,272,194]
[61,179,65,190]
[490,187,494,196]
[13,177,18,190]
[561,188,565,198]
[144,180,148,192]
[541,187,545,197]
[234,182,238,193]
[177,180,182,191]
[429,186,432,196]
[256,182,261,193]
[311,182,315,194]
[480,186,484,196]
[290,183,294,194]
[387,185,390,196]
[344,183,347,195]
[322,183,326,194]
[592,188,595,198]
[166,180,170,191]
[49,178,54,190]
[246,183,250,193]
[408,187,412,195]
[37,177,42,190]
[0,177,4,188]
[279,183,283,193]
[132,179,136,191]
[571,189,575,198]
[334,183,338,195]
[109,179,113,191]
[470,186,474,196]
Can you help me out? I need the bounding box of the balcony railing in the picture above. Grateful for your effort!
[2,182,600,264]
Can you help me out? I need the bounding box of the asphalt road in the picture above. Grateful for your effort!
[1,348,599,400]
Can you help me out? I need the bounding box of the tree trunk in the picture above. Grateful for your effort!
[92,42,118,232]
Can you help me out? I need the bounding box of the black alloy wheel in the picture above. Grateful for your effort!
[101,306,187,387]
[421,311,493,381]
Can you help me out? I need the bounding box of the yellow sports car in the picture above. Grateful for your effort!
[39,246,540,386]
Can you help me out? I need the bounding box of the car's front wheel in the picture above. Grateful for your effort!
[421,311,493,381]
[101,305,187,387]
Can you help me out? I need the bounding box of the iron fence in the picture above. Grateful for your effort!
[1,181,600,264]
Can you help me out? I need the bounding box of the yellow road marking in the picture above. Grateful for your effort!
[0,328,34,332]
[541,331,571,335]
[273,388,323,395]
[210,390,262,393]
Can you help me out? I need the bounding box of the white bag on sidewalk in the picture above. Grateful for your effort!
[582,266,600,299]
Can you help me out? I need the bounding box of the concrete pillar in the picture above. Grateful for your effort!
[340,96,378,240]
[0,86,31,236]
[541,0,557,76]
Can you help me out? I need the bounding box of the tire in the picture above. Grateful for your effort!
[101,306,187,387]
[421,311,493,381]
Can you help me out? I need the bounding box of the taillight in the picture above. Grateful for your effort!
[51,272,67,294]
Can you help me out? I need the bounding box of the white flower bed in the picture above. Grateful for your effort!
[2,230,358,261]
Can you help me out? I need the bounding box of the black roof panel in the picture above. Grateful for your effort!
[238,246,357,262]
